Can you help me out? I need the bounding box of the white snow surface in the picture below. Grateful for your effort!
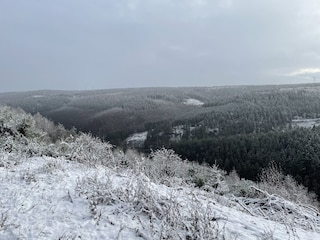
[126,131,148,144]
[31,95,44,98]
[292,118,320,128]
[1,155,320,240]
[183,98,204,106]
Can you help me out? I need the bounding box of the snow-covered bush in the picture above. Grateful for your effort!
[226,163,318,207]
[0,150,22,168]
[258,162,318,207]
[0,105,116,166]
[187,163,229,194]
[226,169,257,198]
[227,163,320,232]
[0,106,50,158]
[113,149,145,172]
[142,148,229,193]
[234,185,320,233]
[145,148,188,181]
[0,106,46,141]
[0,106,73,160]
[33,113,76,142]
[75,171,226,239]
[69,133,114,167]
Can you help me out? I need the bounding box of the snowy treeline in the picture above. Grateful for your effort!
[0,105,320,239]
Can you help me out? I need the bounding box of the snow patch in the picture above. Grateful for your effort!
[126,131,148,147]
[183,98,204,106]
[292,118,320,128]
[126,131,148,143]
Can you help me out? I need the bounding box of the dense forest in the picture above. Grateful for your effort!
[2,84,320,199]
[143,86,320,199]
[170,127,320,198]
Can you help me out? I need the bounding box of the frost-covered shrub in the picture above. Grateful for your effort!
[0,106,46,141]
[188,163,229,194]
[0,106,50,158]
[0,150,22,168]
[143,148,229,193]
[150,148,186,177]
[76,172,226,239]
[143,148,190,186]
[226,164,318,206]
[0,105,115,164]
[33,113,76,142]
[37,160,64,174]
[69,133,114,166]
[226,170,257,197]
[258,162,318,207]
[112,149,145,172]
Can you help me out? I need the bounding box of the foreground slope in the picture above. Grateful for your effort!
[1,155,320,240]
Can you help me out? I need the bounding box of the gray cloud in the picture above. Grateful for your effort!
[1,0,320,92]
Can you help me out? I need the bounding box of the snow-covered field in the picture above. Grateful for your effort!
[0,154,319,240]
[1,105,320,239]
[292,118,320,128]
[126,131,148,144]
[183,98,204,106]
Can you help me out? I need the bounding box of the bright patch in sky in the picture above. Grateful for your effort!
[287,68,320,76]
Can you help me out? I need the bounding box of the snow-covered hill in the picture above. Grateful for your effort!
[1,105,320,239]
[1,155,320,240]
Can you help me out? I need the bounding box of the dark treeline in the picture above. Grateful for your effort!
[170,127,320,199]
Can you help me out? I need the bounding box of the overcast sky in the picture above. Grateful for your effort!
[1,0,320,92]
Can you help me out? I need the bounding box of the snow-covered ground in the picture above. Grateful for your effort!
[126,132,148,147]
[0,155,319,240]
[183,98,204,106]
[126,131,148,143]
[292,118,320,128]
